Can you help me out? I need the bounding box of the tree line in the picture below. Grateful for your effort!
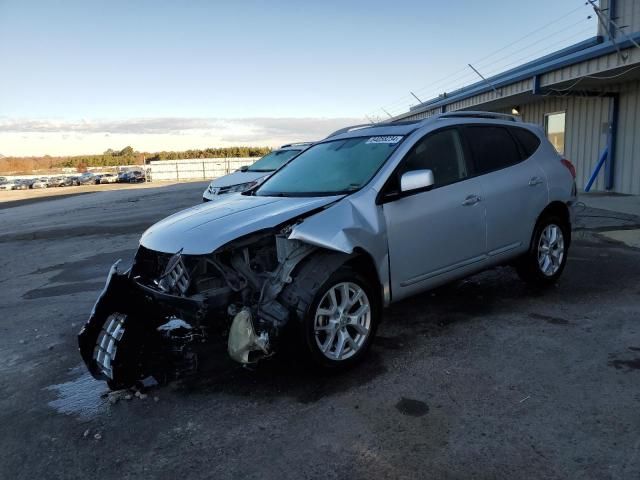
[0,146,272,174]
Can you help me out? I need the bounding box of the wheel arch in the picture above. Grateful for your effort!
[533,201,572,247]
[345,247,384,308]
[281,247,384,322]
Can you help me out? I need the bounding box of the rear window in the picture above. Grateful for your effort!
[510,127,541,159]
[463,126,522,174]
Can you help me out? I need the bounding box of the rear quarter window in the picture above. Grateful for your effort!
[510,127,542,159]
[463,126,522,174]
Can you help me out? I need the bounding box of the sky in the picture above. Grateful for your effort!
[0,0,597,156]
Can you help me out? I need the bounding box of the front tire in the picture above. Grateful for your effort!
[516,214,569,286]
[294,266,380,370]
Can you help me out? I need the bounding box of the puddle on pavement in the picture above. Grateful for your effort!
[395,397,429,417]
[46,366,109,420]
[528,312,571,325]
[31,249,135,283]
[608,357,640,371]
[23,281,105,299]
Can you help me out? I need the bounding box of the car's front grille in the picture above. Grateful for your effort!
[133,246,197,295]
[158,255,191,295]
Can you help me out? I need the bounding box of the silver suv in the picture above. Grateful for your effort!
[202,143,313,202]
[80,112,577,389]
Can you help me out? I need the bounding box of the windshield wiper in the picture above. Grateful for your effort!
[260,192,291,197]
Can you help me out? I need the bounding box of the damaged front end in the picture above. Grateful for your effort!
[78,228,316,388]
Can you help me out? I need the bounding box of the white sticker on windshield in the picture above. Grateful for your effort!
[366,135,403,144]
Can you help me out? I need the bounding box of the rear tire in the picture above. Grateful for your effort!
[516,214,569,286]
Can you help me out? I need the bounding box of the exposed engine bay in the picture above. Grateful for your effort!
[78,225,319,389]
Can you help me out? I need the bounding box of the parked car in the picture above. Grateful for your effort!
[0,180,18,190]
[127,171,145,183]
[32,178,50,189]
[13,179,30,190]
[117,171,131,183]
[48,176,65,187]
[79,111,577,390]
[72,173,96,186]
[99,173,118,184]
[202,143,313,202]
[93,174,104,184]
[49,176,70,187]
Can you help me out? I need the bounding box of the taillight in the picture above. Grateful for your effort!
[561,158,576,179]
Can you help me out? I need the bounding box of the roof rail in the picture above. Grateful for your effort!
[437,111,520,122]
[325,123,375,138]
[280,141,315,148]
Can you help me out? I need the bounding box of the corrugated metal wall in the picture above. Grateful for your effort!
[514,96,611,192]
[616,0,640,34]
[540,47,640,86]
[599,0,640,38]
[614,80,640,194]
[446,79,533,111]
[513,83,640,195]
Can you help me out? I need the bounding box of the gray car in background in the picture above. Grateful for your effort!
[202,143,313,202]
[80,111,577,389]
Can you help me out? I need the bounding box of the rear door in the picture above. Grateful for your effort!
[461,125,548,259]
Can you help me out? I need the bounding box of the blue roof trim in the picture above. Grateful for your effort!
[409,37,602,112]
[404,32,640,117]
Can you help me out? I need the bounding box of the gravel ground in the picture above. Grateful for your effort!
[1,182,639,480]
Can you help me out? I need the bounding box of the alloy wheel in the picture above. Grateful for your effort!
[537,224,565,276]
[313,282,371,361]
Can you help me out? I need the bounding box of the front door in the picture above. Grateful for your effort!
[381,128,487,301]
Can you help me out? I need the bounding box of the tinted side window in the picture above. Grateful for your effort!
[399,129,469,188]
[510,127,541,159]
[464,126,521,174]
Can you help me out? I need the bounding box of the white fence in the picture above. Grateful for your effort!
[148,157,256,181]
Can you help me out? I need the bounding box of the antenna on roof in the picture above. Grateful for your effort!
[468,63,501,97]
[409,91,423,104]
[365,115,376,124]
[381,108,394,119]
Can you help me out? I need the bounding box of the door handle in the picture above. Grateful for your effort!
[462,194,482,206]
[529,176,543,186]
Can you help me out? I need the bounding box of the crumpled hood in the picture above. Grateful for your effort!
[208,170,268,188]
[140,194,344,254]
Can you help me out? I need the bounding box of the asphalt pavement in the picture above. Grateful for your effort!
[1,182,639,480]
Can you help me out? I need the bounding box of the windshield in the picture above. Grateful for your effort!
[247,149,301,172]
[256,136,403,197]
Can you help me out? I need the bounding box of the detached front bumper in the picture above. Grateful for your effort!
[78,260,151,381]
[78,261,210,385]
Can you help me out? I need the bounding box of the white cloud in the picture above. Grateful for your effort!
[0,116,366,156]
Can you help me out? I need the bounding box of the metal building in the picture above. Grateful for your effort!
[393,0,640,195]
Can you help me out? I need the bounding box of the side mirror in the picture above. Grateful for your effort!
[400,169,434,193]
[239,165,249,172]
